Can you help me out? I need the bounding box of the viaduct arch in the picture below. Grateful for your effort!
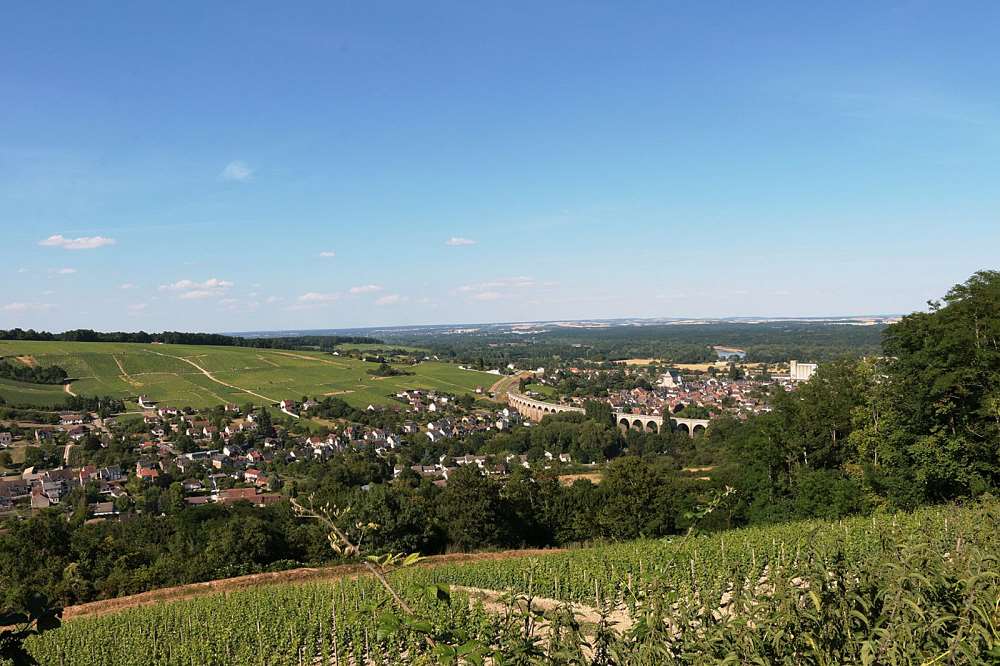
[505,391,709,438]
[506,391,584,422]
[613,412,709,438]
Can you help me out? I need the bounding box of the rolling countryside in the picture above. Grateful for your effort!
[0,340,494,409]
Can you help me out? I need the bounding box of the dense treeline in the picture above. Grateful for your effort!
[0,452,724,609]
[388,321,885,367]
[715,270,1000,517]
[0,359,68,385]
[0,329,380,350]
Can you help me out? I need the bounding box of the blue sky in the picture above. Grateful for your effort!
[2,2,999,332]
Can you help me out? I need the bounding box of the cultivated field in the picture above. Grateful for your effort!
[25,500,999,664]
[0,341,493,409]
[0,377,68,407]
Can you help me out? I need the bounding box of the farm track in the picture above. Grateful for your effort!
[63,383,76,397]
[455,585,633,635]
[143,350,278,403]
[62,548,564,621]
[266,350,349,368]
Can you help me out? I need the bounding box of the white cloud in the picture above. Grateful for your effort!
[460,276,538,292]
[265,296,281,304]
[160,278,234,292]
[473,291,503,301]
[53,267,77,275]
[349,284,383,295]
[218,297,261,312]
[159,277,233,300]
[446,237,477,246]
[120,283,136,290]
[319,251,336,258]
[220,160,253,181]
[178,290,216,300]
[297,292,341,303]
[375,294,403,306]
[2,302,53,312]
[39,234,116,250]
[128,303,148,312]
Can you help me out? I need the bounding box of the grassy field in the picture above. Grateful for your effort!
[335,342,426,353]
[0,377,68,407]
[0,341,494,409]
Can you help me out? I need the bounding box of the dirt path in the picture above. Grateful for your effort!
[113,356,142,388]
[489,372,531,402]
[266,350,349,368]
[63,442,74,464]
[454,586,633,636]
[62,548,563,622]
[143,350,278,404]
[63,383,77,397]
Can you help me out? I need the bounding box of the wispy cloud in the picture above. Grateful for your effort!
[287,291,341,310]
[159,278,233,300]
[2,302,53,312]
[458,276,556,302]
[459,276,539,292]
[219,297,261,312]
[819,89,991,126]
[375,294,403,306]
[319,251,336,258]
[297,292,341,303]
[349,284,383,294]
[39,234,116,250]
[446,237,477,246]
[52,267,77,275]
[220,160,253,182]
[128,303,148,312]
[120,283,136,290]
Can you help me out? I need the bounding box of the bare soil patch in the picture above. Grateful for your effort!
[455,586,632,635]
[558,473,602,486]
[14,356,37,367]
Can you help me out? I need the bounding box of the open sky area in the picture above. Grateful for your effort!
[2,2,999,332]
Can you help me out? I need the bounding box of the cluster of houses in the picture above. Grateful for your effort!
[395,389,458,413]
[18,411,104,446]
[396,449,572,485]
[528,366,791,420]
[1,385,562,519]
[0,464,123,512]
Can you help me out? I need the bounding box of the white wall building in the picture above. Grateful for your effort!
[789,360,818,382]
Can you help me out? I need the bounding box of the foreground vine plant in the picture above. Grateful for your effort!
[20,498,1000,664]
[291,495,488,665]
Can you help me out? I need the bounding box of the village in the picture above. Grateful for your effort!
[521,359,818,420]
[0,357,820,521]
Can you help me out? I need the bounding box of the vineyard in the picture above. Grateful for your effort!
[23,499,1000,664]
[0,340,493,409]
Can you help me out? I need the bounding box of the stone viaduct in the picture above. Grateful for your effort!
[613,412,709,437]
[506,391,585,421]
[505,391,709,437]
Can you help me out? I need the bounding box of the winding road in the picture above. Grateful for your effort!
[144,350,278,404]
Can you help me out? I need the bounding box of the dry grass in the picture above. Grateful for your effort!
[558,473,603,486]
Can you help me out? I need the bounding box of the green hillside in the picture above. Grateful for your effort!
[24,500,1000,665]
[0,377,67,408]
[0,340,494,409]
